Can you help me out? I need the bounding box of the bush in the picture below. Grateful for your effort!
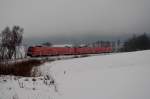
[0,59,43,77]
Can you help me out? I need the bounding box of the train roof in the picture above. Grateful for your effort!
[52,44,73,47]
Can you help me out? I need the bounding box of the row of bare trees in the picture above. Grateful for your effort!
[0,26,23,61]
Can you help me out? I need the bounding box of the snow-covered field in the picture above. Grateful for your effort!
[0,50,150,99]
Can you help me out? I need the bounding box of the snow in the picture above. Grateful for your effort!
[0,76,57,99]
[40,50,150,99]
[1,50,150,99]
[52,44,73,47]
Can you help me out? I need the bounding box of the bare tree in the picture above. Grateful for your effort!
[12,26,23,59]
[0,26,23,61]
[0,26,11,60]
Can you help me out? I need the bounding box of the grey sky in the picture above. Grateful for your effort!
[0,0,150,39]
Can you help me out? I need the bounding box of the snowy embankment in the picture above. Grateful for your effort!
[40,50,150,99]
[0,50,150,99]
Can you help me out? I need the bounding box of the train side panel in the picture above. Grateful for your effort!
[27,46,112,57]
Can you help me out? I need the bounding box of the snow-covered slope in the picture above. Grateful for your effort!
[0,50,150,99]
[40,50,150,99]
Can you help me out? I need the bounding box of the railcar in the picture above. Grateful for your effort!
[27,46,112,57]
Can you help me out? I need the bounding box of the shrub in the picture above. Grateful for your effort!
[0,59,43,77]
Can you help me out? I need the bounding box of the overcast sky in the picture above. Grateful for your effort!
[0,0,150,40]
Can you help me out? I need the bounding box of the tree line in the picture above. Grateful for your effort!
[121,33,150,52]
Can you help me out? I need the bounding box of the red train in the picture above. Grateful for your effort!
[27,46,112,57]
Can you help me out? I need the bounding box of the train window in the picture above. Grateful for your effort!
[28,47,33,51]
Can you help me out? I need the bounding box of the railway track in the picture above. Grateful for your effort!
[0,53,113,64]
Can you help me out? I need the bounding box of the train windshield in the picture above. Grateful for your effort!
[28,47,33,52]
